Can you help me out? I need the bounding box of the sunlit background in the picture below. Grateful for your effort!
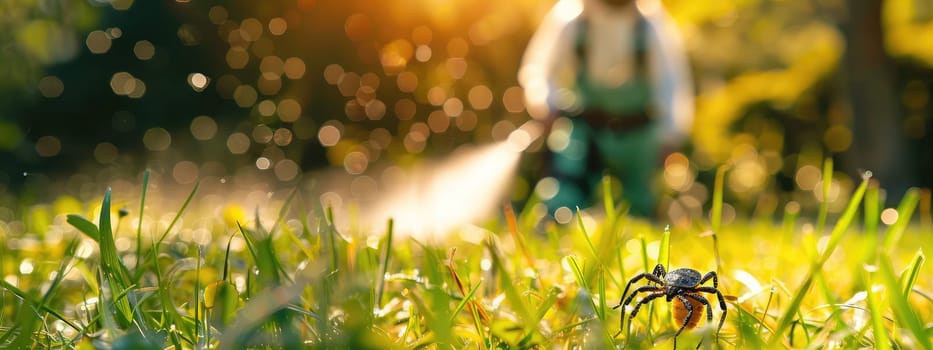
[1,0,933,232]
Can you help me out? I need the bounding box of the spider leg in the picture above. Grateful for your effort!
[684,293,713,350]
[614,286,663,337]
[674,294,695,350]
[628,291,665,324]
[696,286,728,335]
[684,293,713,324]
[614,269,665,310]
[698,271,718,288]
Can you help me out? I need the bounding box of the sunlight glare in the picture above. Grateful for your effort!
[365,141,523,241]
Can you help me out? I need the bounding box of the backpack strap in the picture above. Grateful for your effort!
[574,12,650,77]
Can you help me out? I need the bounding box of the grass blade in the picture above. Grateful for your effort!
[486,238,535,335]
[769,172,870,346]
[658,225,671,270]
[155,180,200,245]
[97,187,134,328]
[602,174,617,228]
[865,280,892,350]
[864,180,880,236]
[878,256,931,349]
[899,249,925,297]
[815,157,832,235]
[66,214,99,242]
[136,169,150,273]
[376,218,394,309]
[710,164,728,273]
[448,281,483,323]
[575,208,600,263]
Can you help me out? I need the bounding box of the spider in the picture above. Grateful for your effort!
[612,264,726,349]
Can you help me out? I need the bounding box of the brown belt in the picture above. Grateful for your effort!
[578,109,652,131]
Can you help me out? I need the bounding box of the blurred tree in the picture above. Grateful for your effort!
[839,0,914,200]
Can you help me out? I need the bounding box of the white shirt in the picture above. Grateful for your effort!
[518,0,694,145]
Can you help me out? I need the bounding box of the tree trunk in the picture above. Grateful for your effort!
[840,0,913,202]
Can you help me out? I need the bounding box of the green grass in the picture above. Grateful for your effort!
[0,171,932,349]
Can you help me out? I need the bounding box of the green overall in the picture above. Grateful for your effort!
[548,15,659,217]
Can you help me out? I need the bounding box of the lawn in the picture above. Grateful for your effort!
[0,164,931,349]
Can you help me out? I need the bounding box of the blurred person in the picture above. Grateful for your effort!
[519,0,694,217]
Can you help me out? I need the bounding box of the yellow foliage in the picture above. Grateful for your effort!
[223,204,247,228]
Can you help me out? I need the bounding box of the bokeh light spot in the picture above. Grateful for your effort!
[233,85,258,107]
[468,85,493,110]
[86,30,112,54]
[38,76,64,98]
[283,57,306,79]
[370,128,392,149]
[110,72,136,96]
[344,151,369,175]
[94,143,118,164]
[208,6,228,24]
[274,159,299,181]
[535,177,559,200]
[252,124,273,144]
[503,86,525,113]
[133,40,155,60]
[173,161,199,184]
[554,207,573,224]
[260,56,284,79]
[356,86,376,105]
[365,99,387,120]
[415,45,432,62]
[318,125,341,147]
[273,128,293,146]
[324,64,344,85]
[427,86,447,106]
[427,111,450,133]
[345,100,365,121]
[256,157,272,170]
[397,71,418,93]
[257,75,282,95]
[268,17,288,36]
[795,165,821,191]
[240,18,264,41]
[225,47,249,69]
[443,98,464,117]
[226,132,250,154]
[491,120,516,141]
[190,115,218,141]
[395,99,416,120]
[277,99,301,122]
[881,208,899,225]
[361,72,380,90]
[257,100,277,116]
[36,136,61,157]
[345,13,372,41]
[187,73,209,92]
[143,128,171,151]
[456,110,477,131]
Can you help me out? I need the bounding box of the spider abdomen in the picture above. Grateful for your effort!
[672,297,705,330]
